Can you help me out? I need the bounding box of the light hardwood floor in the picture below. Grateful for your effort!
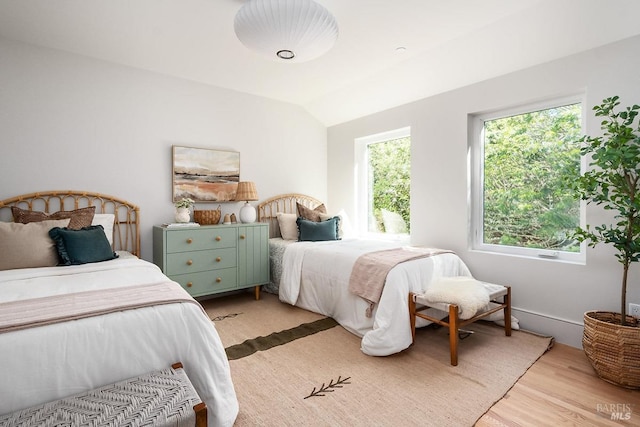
[476,343,640,426]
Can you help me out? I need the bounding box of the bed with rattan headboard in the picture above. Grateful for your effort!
[254,193,503,358]
[0,190,140,257]
[0,190,238,425]
[257,193,323,238]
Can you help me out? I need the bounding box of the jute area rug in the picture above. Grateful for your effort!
[202,292,553,427]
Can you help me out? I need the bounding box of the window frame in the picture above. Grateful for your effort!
[355,126,411,242]
[468,95,586,263]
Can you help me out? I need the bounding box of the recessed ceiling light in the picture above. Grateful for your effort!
[395,46,407,53]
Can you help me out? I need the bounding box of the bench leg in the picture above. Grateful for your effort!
[408,293,417,344]
[504,286,512,336]
[449,304,459,366]
[194,402,208,427]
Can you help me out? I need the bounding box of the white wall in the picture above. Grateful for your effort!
[327,35,640,347]
[0,37,327,260]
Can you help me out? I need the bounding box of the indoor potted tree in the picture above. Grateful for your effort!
[568,96,640,389]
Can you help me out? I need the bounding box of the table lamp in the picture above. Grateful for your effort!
[235,181,258,223]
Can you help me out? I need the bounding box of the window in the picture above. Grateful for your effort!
[470,97,584,262]
[355,127,410,239]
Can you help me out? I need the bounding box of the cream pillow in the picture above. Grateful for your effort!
[0,219,70,270]
[381,209,408,234]
[319,209,354,239]
[92,213,115,246]
[277,212,298,240]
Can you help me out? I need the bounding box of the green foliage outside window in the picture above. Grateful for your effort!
[483,104,582,251]
[368,137,411,233]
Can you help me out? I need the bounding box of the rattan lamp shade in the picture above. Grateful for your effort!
[234,0,338,62]
[235,181,258,202]
[236,181,259,223]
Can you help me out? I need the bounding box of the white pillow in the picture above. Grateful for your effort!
[319,209,354,239]
[92,213,115,246]
[277,213,298,240]
[381,209,407,234]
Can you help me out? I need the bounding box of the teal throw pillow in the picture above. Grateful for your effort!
[297,216,340,242]
[49,225,118,265]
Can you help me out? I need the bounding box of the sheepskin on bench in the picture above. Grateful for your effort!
[421,276,490,320]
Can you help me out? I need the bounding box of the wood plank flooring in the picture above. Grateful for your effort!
[476,343,640,426]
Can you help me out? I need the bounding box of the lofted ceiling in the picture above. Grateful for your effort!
[1,0,640,126]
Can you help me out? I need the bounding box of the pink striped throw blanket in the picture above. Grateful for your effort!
[348,247,454,317]
[0,281,201,334]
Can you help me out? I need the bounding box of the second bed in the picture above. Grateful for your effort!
[257,194,475,356]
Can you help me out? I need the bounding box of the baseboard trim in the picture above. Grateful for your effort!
[512,307,583,349]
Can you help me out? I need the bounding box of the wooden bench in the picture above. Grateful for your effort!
[0,362,207,427]
[409,282,511,366]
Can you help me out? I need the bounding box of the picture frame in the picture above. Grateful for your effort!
[172,146,240,202]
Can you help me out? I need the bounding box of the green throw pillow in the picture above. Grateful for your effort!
[297,217,340,242]
[49,225,118,265]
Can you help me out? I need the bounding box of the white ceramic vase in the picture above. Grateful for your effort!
[175,207,190,223]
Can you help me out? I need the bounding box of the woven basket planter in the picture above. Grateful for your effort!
[583,311,640,389]
[193,207,221,225]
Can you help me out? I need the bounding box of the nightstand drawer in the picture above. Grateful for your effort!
[172,268,238,296]
[166,228,237,252]
[166,248,237,276]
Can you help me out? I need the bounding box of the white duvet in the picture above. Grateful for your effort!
[279,239,473,356]
[0,256,238,427]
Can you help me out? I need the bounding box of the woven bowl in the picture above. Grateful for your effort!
[193,208,221,225]
[583,311,640,389]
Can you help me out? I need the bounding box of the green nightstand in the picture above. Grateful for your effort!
[153,223,269,299]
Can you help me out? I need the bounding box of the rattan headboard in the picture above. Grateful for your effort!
[257,193,324,238]
[0,190,140,257]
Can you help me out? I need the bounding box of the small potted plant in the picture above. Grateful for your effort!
[174,197,195,223]
[567,96,640,388]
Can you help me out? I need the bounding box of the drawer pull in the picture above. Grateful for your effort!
[215,236,221,241]
[240,234,246,239]
[186,238,193,244]
[216,257,222,262]
[186,259,193,266]
[216,277,222,283]
[186,282,193,288]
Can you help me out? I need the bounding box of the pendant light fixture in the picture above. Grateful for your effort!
[234,0,338,62]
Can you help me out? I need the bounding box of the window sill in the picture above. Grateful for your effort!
[469,247,585,265]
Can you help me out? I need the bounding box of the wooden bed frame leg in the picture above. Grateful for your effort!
[254,285,261,300]
[408,293,417,344]
[449,305,459,366]
[504,286,512,336]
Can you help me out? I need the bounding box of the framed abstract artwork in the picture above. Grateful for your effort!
[172,146,240,202]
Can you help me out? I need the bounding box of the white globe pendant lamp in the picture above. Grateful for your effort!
[234,0,338,62]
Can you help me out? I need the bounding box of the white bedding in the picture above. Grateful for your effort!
[0,256,238,427]
[279,239,473,356]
